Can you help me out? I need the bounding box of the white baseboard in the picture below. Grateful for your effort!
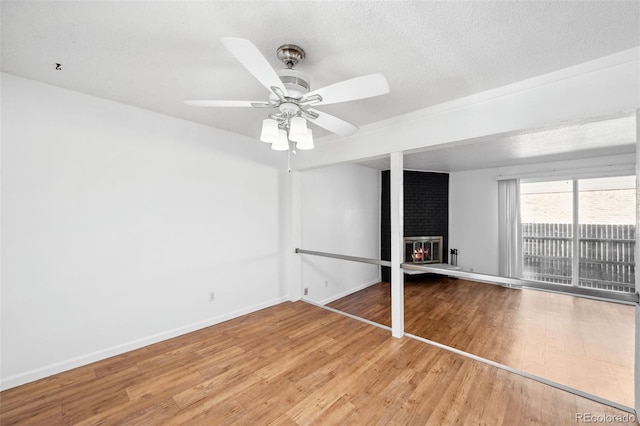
[0,296,288,391]
[318,279,381,306]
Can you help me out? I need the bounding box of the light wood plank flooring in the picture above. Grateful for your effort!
[1,301,634,425]
[327,275,635,407]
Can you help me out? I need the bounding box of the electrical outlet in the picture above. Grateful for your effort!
[209,291,215,301]
[304,287,308,295]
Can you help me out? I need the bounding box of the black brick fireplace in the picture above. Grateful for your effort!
[381,170,449,282]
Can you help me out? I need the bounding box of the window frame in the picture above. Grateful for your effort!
[520,174,636,293]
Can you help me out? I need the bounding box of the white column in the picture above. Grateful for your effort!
[286,170,303,301]
[572,180,579,286]
[634,108,639,416]
[390,152,404,338]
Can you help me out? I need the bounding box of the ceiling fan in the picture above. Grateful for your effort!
[185,38,390,151]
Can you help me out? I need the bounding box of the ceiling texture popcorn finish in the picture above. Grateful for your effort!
[1,1,639,167]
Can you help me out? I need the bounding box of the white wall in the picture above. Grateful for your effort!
[449,154,636,276]
[299,163,380,304]
[449,168,500,275]
[0,73,288,389]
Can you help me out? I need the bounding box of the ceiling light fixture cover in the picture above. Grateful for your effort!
[260,118,279,143]
[272,129,289,151]
[296,129,314,150]
[288,117,308,142]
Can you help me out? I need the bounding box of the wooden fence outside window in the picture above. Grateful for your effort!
[522,223,636,293]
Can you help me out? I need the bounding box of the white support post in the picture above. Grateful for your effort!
[390,152,404,338]
[572,180,580,287]
[287,170,303,301]
[634,108,639,417]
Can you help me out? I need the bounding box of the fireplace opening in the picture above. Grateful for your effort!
[404,236,443,264]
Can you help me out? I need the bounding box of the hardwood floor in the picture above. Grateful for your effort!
[1,301,635,425]
[327,275,635,407]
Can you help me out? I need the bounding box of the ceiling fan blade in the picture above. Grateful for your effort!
[303,73,389,106]
[184,100,270,107]
[307,109,359,136]
[221,37,288,97]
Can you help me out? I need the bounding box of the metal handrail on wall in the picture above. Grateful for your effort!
[294,248,391,267]
[296,248,638,304]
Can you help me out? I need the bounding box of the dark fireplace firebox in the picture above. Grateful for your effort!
[404,236,443,264]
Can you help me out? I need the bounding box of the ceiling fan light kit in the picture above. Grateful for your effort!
[185,37,390,153]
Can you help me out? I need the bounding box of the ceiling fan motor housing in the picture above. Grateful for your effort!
[277,68,310,100]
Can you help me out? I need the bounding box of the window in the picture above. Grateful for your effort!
[520,176,636,293]
[521,180,574,285]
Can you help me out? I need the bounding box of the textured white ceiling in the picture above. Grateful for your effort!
[2,1,639,167]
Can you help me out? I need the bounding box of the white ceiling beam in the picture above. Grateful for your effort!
[293,48,640,171]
